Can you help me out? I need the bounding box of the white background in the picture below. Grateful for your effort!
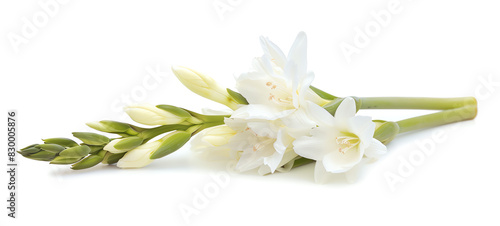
[1,0,500,225]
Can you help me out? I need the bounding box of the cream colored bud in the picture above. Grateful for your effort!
[124,104,187,126]
[201,125,236,147]
[171,66,238,110]
[116,141,161,168]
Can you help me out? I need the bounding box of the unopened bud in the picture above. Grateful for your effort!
[43,138,78,147]
[172,66,238,110]
[72,132,110,145]
[125,104,190,126]
[103,137,144,154]
[59,145,91,158]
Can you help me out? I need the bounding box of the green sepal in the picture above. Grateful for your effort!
[72,132,110,145]
[88,145,104,155]
[35,144,65,153]
[71,150,106,170]
[156,105,192,118]
[150,131,191,159]
[43,138,79,147]
[50,156,82,165]
[21,144,38,150]
[23,151,57,161]
[113,137,144,150]
[19,146,41,155]
[310,86,337,100]
[59,145,91,158]
[227,88,249,104]
[102,152,126,165]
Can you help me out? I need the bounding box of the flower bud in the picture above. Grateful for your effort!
[35,144,65,154]
[125,104,189,126]
[42,138,78,147]
[86,120,139,135]
[116,131,192,168]
[199,125,235,147]
[50,156,82,165]
[373,121,400,144]
[116,141,161,168]
[20,150,57,161]
[59,145,91,158]
[103,137,144,154]
[71,150,106,170]
[171,66,238,110]
[72,132,110,145]
[149,131,191,159]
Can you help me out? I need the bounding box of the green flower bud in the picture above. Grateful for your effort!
[114,137,144,150]
[88,145,104,155]
[102,152,126,165]
[86,120,139,135]
[150,131,191,159]
[35,144,65,154]
[373,121,400,144]
[59,145,91,158]
[50,156,82,165]
[103,137,144,154]
[72,132,110,145]
[43,138,79,147]
[23,151,57,161]
[19,145,41,155]
[71,150,106,170]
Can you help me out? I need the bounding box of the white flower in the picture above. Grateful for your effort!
[116,141,161,168]
[217,32,326,173]
[224,117,296,174]
[235,31,327,118]
[172,66,239,110]
[125,104,187,126]
[293,97,387,183]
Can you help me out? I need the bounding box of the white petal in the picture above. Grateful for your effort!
[293,133,330,161]
[263,151,284,173]
[260,36,286,68]
[334,97,357,121]
[314,160,331,184]
[273,129,293,154]
[304,101,335,127]
[287,31,307,77]
[322,148,363,173]
[348,115,375,146]
[230,104,294,120]
[364,138,388,159]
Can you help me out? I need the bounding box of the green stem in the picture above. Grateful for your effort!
[396,104,477,133]
[359,97,477,110]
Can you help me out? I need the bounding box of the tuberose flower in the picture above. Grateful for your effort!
[234,31,327,118]
[293,97,387,183]
[224,117,295,174]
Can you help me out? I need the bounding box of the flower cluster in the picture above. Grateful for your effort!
[191,32,386,182]
[19,32,477,183]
